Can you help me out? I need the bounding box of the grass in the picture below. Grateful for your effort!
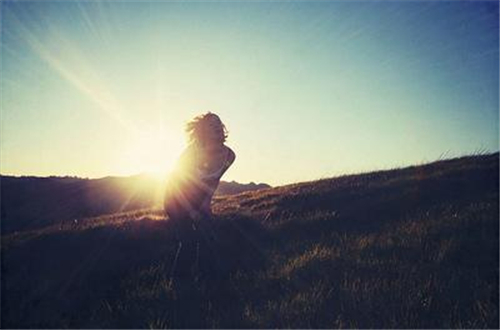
[1,153,498,328]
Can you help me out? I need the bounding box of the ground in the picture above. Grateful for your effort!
[1,153,498,328]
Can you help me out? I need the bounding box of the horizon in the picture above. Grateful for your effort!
[1,150,496,186]
[1,1,499,186]
[0,170,271,186]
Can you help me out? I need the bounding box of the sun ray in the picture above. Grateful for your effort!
[7,8,139,135]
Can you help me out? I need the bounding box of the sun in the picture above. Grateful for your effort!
[118,128,184,181]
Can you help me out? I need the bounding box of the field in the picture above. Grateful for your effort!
[0,174,269,234]
[1,154,498,328]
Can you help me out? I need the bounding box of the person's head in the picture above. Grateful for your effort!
[185,112,228,147]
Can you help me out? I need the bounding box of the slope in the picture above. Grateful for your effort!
[1,153,498,328]
[0,174,270,234]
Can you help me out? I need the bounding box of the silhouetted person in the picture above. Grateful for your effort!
[164,112,235,228]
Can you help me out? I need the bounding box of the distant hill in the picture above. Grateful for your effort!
[1,153,498,328]
[217,180,270,195]
[0,174,270,234]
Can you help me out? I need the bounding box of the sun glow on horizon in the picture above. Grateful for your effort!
[116,125,184,181]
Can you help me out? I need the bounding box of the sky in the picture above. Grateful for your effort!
[1,0,498,186]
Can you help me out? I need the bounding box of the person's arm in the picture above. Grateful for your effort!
[198,146,235,216]
[225,146,236,169]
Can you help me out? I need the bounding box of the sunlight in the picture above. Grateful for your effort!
[7,12,139,135]
[119,127,184,181]
[8,9,187,180]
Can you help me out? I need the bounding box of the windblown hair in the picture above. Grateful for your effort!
[185,112,228,146]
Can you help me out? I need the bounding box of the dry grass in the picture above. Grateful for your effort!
[1,153,498,328]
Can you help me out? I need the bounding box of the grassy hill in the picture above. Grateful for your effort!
[1,153,498,328]
[0,174,270,234]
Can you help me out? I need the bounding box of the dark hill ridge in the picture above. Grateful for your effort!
[1,153,498,328]
[0,174,270,234]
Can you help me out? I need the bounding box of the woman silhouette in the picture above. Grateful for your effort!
[164,112,235,224]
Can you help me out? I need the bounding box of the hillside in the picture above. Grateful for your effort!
[1,154,498,328]
[0,174,270,234]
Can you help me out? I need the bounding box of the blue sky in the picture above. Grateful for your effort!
[1,1,498,185]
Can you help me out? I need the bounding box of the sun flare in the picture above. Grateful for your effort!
[118,128,184,181]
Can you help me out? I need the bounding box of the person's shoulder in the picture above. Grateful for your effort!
[183,144,200,157]
[185,143,197,153]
